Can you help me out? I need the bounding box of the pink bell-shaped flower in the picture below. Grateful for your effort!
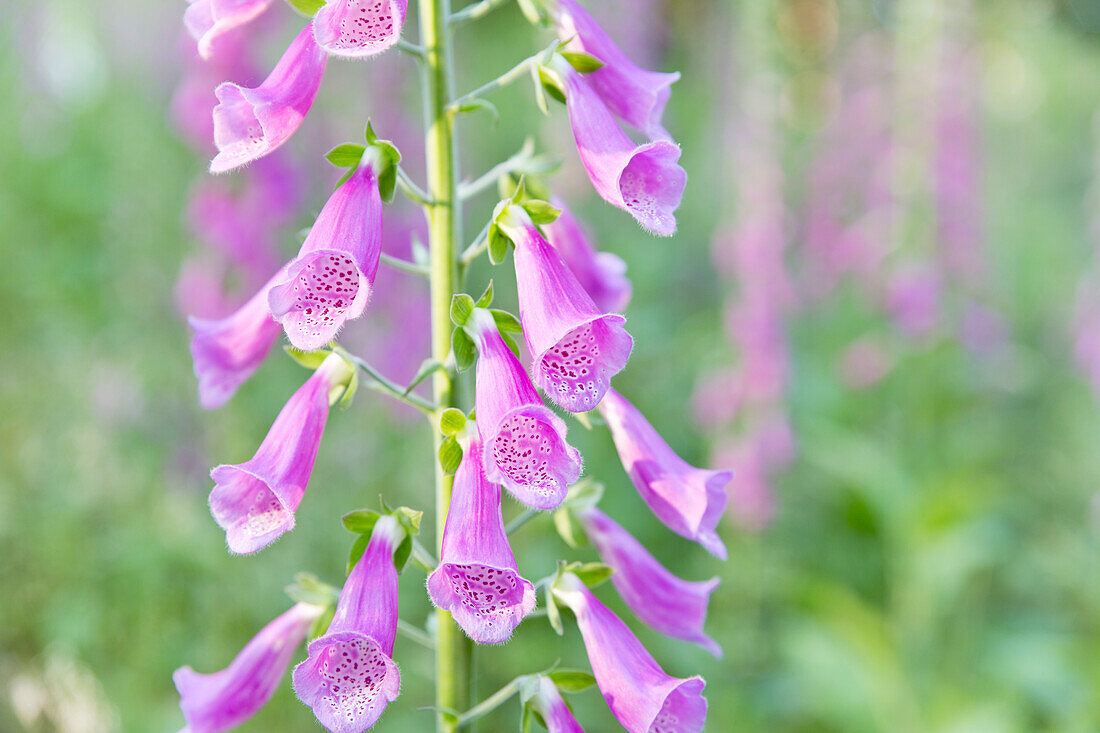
[208,353,352,554]
[549,0,679,140]
[552,572,707,733]
[577,506,721,657]
[269,154,385,350]
[499,205,632,413]
[597,388,730,559]
[550,56,686,236]
[188,267,285,410]
[293,515,404,732]
[427,434,536,643]
[543,198,632,314]
[468,308,582,510]
[185,0,275,61]
[211,23,328,173]
[530,676,585,733]
[313,0,409,58]
[174,602,323,733]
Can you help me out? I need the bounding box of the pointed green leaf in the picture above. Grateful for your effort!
[561,51,605,73]
[520,703,534,733]
[404,358,444,395]
[531,65,550,115]
[538,67,566,104]
[284,572,340,606]
[393,535,413,573]
[286,0,326,17]
[347,533,370,574]
[439,407,467,436]
[546,589,564,636]
[452,327,476,373]
[490,309,522,334]
[325,143,366,168]
[563,478,603,510]
[393,506,422,536]
[572,562,614,588]
[553,507,585,548]
[450,293,476,326]
[488,224,511,265]
[284,345,331,369]
[455,97,500,125]
[476,280,494,308]
[439,435,463,475]
[309,604,335,640]
[501,332,522,360]
[547,670,597,693]
[522,199,561,225]
[516,0,547,25]
[342,509,382,534]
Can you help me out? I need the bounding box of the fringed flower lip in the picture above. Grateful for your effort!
[427,433,536,644]
[210,23,328,174]
[313,0,409,58]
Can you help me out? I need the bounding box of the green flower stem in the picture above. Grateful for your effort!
[397,166,436,206]
[458,138,536,200]
[459,222,492,269]
[447,40,560,113]
[397,619,437,650]
[504,508,539,534]
[450,0,513,26]
[379,253,430,276]
[344,354,438,413]
[454,675,528,727]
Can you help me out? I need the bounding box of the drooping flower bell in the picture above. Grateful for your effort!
[427,433,536,643]
[548,0,679,140]
[468,308,582,510]
[185,0,275,61]
[314,0,409,58]
[597,388,731,559]
[546,55,686,236]
[551,571,707,733]
[530,676,585,733]
[269,150,386,351]
[498,204,632,413]
[543,198,632,314]
[293,515,404,732]
[174,602,323,733]
[188,267,285,410]
[209,352,353,554]
[211,23,328,174]
[577,506,721,657]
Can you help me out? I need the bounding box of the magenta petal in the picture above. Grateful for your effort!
[174,602,321,733]
[552,0,679,138]
[185,0,275,61]
[469,310,582,510]
[532,676,586,733]
[544,199,632,313]
[208,359,342,553]
[313,0,408,58]
[268,164,383,350]
[210,23,328,173]
[427,438,536,643]
[578,507,721,657]
[597,389,730,559]
[507,221,632,413]
[293,517,402,732]
[560,66,685,236]
[553,573,707,733]
[188,269,284,409]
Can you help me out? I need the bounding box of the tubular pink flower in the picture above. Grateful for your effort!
[553,59,686,236]
[469,309,582,511]
[185,0,275,61]
[597,388,730,559]
[531,676,585,733]
[313,0,408,58]
[552,572,707,733]
[210,23,328,174]
[188,268,285,410]
[427,436,536,644]
[293,516,403,733]
[268,160,384,351]
[550,0,679,139]
[577,506,721,657]
[174,602,323,733]
[543,198,632,314]
[500,209,632,413]
[208,354,349,554]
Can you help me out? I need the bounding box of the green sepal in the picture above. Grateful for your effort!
[500,332,522,360]
[490,309,522,334]
[520,703,534,733]
[364,121,402,203]
[538,66,567,104]
[347,533,370,574]
[393,535,414,574]
[331,361,359,410]
[475,280,494,308]
[553,507,586,548]
[547,670,597,693]
[284,572,340,606]
[286,0,325,17]
[516,0,549,25]
[450,293,476,327]
[451,327,477,372]
[454,97,500,125]
[325,143,366,168]
[488,223,511,265]
[392,506,422,536]
[342,509,382,535]
[571,561,614,588]
[545,586,564,636]
[561,51,605,73]
[439,407,467,436]
[404,358,445,395]
[518,674,541,705]
[439,435,463,475]
[563,477,603,510]
[522,198,561,225]
[308,604,335,640]
[284,345,332,369]
[530,64,551,116]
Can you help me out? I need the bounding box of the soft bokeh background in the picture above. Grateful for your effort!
[3,0,1100,730]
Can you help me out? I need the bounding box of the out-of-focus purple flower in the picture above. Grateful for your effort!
[885,265,941,337]
[551,56,685,236]
[211,23,328,173]
[313,0,408,58]
[712,441,776,532]
[185,0,275,61]
[174,602,322,733]
[549,0,679,140]
[530,676,585,733]
[723,300,789,406]
[597,388,730,559]
[543,198,632,313]
[293,515,403,732]
[1074,282,1100,394]
[552,571,707,733]
[468,308,582,511]
[838,336,895,390]
[208,353,351,554]
[176,256,238,320]
[269,158,384,351]
[499,206,632,413]
[189,268,286,410]
[577,506,721,657]
[427,436,536,644]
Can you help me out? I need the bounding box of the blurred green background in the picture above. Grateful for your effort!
[3,0,1100,731]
